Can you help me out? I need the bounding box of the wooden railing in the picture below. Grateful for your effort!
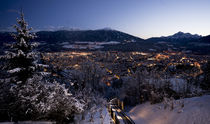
[108,98,135,124]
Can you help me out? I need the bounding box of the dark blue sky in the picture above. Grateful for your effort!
[0,0,210,38]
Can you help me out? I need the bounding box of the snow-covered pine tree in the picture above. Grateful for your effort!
[0,10,51,121]
[2,10,48,85]
[0,11,84,122]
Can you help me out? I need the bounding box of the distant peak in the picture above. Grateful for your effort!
[176,31,184,34]
[171,31,201,39]
[96,27,115,31]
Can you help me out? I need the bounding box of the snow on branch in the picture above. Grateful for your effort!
[8,68,23,74]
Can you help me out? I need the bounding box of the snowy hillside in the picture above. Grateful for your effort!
[129,95,210,124]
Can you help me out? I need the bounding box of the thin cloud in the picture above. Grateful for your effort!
[7,9,19,14]
[0,27,15,32]
[35,26,82,32]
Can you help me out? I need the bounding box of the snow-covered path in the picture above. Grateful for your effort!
[74,107,112,124]
[129,95,210,124]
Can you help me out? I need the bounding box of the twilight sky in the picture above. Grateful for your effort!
[0,0,210,39]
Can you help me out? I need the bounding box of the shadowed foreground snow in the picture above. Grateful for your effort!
[0,108,112,124]
[74,107,112,124]
[129,95,210,124]
[0,122,53,124]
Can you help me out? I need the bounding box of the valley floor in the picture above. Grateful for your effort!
[128,95,210,124]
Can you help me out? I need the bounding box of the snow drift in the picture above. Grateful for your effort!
[129,95,210,124]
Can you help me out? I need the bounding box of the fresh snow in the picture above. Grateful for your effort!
[0,108,112,124]
[8,68,22,73]
[129,95,210,124]
[0,122,54,124]
[74,107,112,124]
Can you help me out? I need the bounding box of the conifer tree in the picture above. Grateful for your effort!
[0,11,84,122]
[2,10,48,85]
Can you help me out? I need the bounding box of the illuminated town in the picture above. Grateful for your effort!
[43,51,209,88]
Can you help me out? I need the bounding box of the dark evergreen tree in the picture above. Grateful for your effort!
[0,11,84,122]
[2,11,48,85]
[0,10,49,121]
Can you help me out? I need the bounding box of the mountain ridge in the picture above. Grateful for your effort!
[0,30,210,54]
[0,29,144,43]
[147,31,202,41]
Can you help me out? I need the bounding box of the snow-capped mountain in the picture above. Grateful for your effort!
[168,31,201,39]
[148,31,202,41]
[147,31,202,43]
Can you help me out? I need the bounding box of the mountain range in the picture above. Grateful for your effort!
[0,29,209,54]
[147,31,202,42]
